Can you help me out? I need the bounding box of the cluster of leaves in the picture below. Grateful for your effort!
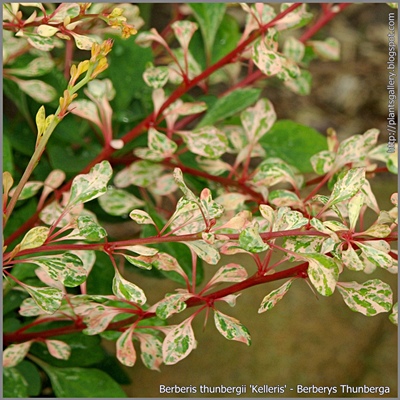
[3,3,398,398]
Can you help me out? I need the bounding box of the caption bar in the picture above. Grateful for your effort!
[387,11,397,153]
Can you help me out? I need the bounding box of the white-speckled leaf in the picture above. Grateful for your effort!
[355,241,394,271]
[115,161,164,188]
[348,191,364,230]
[163,318,197,365]
[3,341,33,367]
[173,168,197,201]
[362,224,392,238]
[23,284,63,314]
[208,264,248,287]
[389,302,398,325]
[171,20,198,51]
[7,56,55,77]
[49,3,80,23]
[258,279,294,313]
[143,66,169,89]
[129,209,156,226]
[156,292,192,320]
[17,79,57,103]
[152,252,187,280]
[77,215,107,241]
[116,326,136,367]
[213,310,251,345]
[68,161,112,207]
[137,333,163,371]
[239,226,269,253]
[45,340,71,360]
[310,150,335,175]
[304,253,339,296]
[112,269,146,305]
[122,254,153,270]
[26,34,55,51]
[341,246,364,271]
[69,100,102,128]
[284,69,312,96]
[71,32,97,50]
[183,240,220,265]
[307,38,340,61]
[240,99,276,144]
[283,36,305,63]
[252,40,282,77]
[337,279,393,316]
[9,181,43,201]
[98,187,144,216]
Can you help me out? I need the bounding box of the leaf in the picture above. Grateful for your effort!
[389,302,398,325]
[26,34,55,51]
[252,40,283,77]
[10,181,43,200]
[275,3,313,30]
[122,254,152,270]
[304,253,339,296]
[307,38,340,61]
[77,215,107,241]
[30,253,87,287]
[16,78,57,103]
[69,100,102,128]
[284,68,312,95]
[6,56,55,77]
[259,120,327,173]
[355,241,394,271]
[180,126,228,159]
[3,341,32,368]
[208,264,248,287]
[3,367,29,397]
[162,318,197,365]
[98,187,144,216]
[239,226,269,253]
[151,252,188,281]
[189,3,226,58]
[258,279,294,313]
[147,127,177,156]
[45,340,71,361]
[268,190,302,208]
[173,168,197,201]
[183,240,220,265]
[137,333,163,371]
[112,269,146,305]
[362,224,392,238]
[310,150,335,175]
[20,226,49,250]
[213,310,251,345]
[23,285,63,314]
[143,65,169,89]
[49,3,80,23]
[37,24,59,37]
[115,161,164,188]
[198,89,260,128]
[341,246,365,271]
[326,168,366,208]
[156,293,191,320]
[68,161,113,207]
[129,209,156,226]
[241,98,276,144]
[116,327,136,367]
[171,20,198,51]
[337,279,393,316]
[40,364,127,398]
[283,36,305,63]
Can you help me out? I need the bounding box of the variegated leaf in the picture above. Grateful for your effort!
[362,224,392,238]
[183,240,220,265]
[326,168,366,207]
[258,279,294,313]
[17,78,57,103]
[240,98,276,144]
[49,3,80,23]
[68,161,112,207]
[98,187,145,216]
[171,20,198,51]
[355,241,394,271]
[69,100,102,128]
[156,292,192,320]
[20,226,49,250]
[341,246,364,271]
[310,150,335,175]
[163,318,197,365]
[122,254,152,270]
[348,191,364,230]
[119,245,158,256]
[3,341,33,368]
[112,269,146,305]
[208,264,248,287]
[268,190,302,208]
[337,279,393,316]
[77,215,107,241]
[307,38,340,61]
[129,209,156,226]
[45,340,71,360]
[274,3,313,30]
[283,36,305,63]
[6,56,55,77]
[304,253,339,296]
[115,161,164,188]
[252,39,282,77]
[116,326,136,367]
[213,310,251,345]
[9,181,43,200]
[143,66,169,89]
[23,284,63,314]
[389,302,398,325]
[239,226,269,253]
[137,333,163,371]
[284,69,312,96]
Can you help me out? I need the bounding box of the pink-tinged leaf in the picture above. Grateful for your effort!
[45,340,71,360]
[22,284,63,314]
[20,226,49,251]
[68,161,112,207]
[341,246,364,271]
[208,264,248,288]
[220,241,251,255]
[239,226,269,253]
[149,173,178,196]
[183,240,220,265]
[171,20,198,51]
[122,254,153,270]
[216,210,252,232]
[3,341,33,368]
[310,150,335,175]
[173,168,197,201]
[135,28,168,48]
[119,245,158,256]
[162,318,197,365]
[35,268,65,290]
[41,170,65,201]
[283,36,305,63]
[75,303,120,335]
[213,310,251,345]
[137,333,163,371]
[155,292,193,320]
[348,191,364,230]
[129,209,156,226]
[274,4,313,31]
[307,38,340,61]
[116,327,136,367]
[252,39,282,77]
[240,99,276,144]
[112,269,147,305]
[151,252,188,280]
[218,294,241,307]
[337,279,393,316]
[258,279,294,313]
[168,101,207,116]
[69,100,102,128]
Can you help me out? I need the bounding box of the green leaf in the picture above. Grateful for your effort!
[189,3,226,59]
[258,279,294,313]
[3,367,29,398]
[162,318,197,365]
[213,310,251,345]
[259,120,327,173]
[304,253,339,296]
[239,226,269,253]
[68,161,113,207]
[337,279,393,316]
[327,168,366,207]
[112,269,146,305]
[198,89,260,128]
[40,364,127,398]
[3,134,14,175]
[15,360,41,396]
